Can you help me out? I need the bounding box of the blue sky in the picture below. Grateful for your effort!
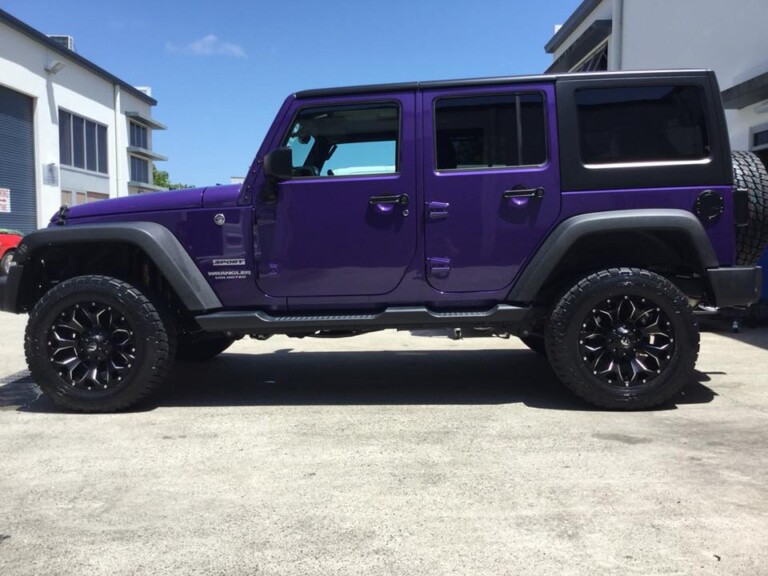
[4,0,580,186]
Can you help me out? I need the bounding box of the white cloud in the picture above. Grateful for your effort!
[166,35,246,59]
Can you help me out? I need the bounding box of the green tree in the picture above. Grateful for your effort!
[153,166,194,190]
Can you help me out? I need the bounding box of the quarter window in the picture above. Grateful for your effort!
[434,93,547,170]
[575,85,710,165]
[282,104,399,177]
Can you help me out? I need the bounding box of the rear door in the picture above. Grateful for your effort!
[422,84,561,292]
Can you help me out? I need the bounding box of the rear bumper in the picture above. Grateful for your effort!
[0,264,23,314]
[707,266,762,308]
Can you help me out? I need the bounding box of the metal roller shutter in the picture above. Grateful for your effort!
[0,85,36,234]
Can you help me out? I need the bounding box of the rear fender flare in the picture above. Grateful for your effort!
[507,209,720,303]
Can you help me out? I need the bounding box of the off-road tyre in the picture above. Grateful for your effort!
[0,249,14,276]
[25,275,176,412]
[519,335,547,355]
[546,268,699,410]
[177,333,234,361]
[733,151,768,265]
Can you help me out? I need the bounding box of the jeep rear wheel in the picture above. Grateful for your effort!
[25,275,176,412]
[546,268,699,410]
[733,151,768,265]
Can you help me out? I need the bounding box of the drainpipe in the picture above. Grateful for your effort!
[610,0,624,70]
[113,84,122,197]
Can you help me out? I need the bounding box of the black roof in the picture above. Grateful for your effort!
[0,8,156,106]
[295,69,714,99]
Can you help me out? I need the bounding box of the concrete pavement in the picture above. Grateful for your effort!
[1,312,767,575]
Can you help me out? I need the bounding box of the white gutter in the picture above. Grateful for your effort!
[610,0,624,70]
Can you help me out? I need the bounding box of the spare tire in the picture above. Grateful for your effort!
[733,151,768,265]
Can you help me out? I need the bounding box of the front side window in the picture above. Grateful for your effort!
[576,85,710,165]
[434,93,547,170]
[282,103,399,177]
[58,110,108,174]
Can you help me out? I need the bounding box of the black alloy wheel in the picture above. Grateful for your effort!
[578,295,674,388]
[25,275,176,412]
[546,268,699,410]
[48,301,137,391]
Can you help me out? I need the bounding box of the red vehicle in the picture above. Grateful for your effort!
[0,229,21,276]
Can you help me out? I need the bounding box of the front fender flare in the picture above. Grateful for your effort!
[13,222,222,312]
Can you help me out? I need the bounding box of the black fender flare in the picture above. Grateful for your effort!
[13,222,222,312]
[507,209,720,303]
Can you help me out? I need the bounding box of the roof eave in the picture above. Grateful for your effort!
[0,8,157,106]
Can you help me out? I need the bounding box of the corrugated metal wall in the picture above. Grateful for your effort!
[0,85,36,234]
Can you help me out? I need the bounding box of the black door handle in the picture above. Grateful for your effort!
[369,194,409,207]
[502,187,545,199]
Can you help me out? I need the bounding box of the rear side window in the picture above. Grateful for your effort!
[434,93,546,170]
[576,85,709,165]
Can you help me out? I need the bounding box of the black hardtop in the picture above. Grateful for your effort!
[294,69,716,99]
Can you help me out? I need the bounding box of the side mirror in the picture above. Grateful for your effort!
[263,147,293,181]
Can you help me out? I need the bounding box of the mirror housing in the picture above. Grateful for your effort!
[263,147,293,181]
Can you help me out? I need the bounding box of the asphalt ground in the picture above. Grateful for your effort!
[0,311,766,575]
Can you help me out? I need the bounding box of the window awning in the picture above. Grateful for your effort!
[126,111,167,130]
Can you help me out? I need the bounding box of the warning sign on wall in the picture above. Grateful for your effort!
[0,188,9,213]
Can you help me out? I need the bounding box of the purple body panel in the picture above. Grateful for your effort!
[62,188,204,220]
[559,186,735,266]
[59,79,737,313]
[421,84,561,292]
[203,184,241,208]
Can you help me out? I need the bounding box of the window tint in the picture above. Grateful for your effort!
[576,85,709,164]
[434,93,546,170]
[282,104,399,177]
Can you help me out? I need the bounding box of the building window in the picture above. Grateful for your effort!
[129,121,148,149]
[753,128,768,151]
[434,93,547,170]
[61,190,109,206]
[58,110,108,174]
[575,85,709,165]
[282,103,399,177]
[130,156,150,183]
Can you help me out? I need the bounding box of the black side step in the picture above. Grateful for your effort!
[195,304,528,334]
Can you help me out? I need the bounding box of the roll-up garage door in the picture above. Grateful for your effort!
[0,85,36,234]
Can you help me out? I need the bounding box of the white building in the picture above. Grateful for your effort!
[545,0,768,168]
[0,9,166,233]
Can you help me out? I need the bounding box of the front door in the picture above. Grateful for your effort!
[422,85,561,292]
[255,94,417,298]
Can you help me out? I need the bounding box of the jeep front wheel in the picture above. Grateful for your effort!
[25,275,176,412]
[546,268,699,410]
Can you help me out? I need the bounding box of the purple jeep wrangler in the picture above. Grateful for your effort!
[2,70,766,412]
